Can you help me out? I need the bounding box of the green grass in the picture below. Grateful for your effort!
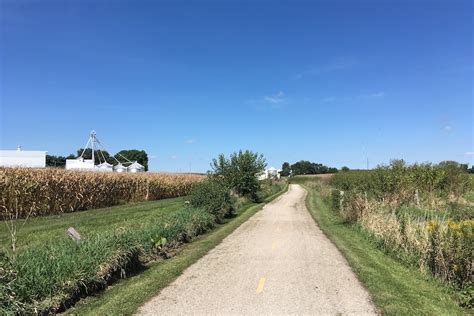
[464,192,474,203]
[65,183,288,315]
[291,177,465,315]
[0,197,186,253]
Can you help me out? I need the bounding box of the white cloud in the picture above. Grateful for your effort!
[464,152,474,156]
[443,125,452,132]
[148,155,158,159]
[185,139,196,144]
[264,91,285,104]
[170,155,178,160]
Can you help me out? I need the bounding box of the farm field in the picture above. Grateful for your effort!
[0,168,204,219]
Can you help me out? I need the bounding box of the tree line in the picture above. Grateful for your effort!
[280,160,342,176]
[46,149,149,171]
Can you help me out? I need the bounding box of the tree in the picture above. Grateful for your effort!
[290,160,338,175]
[210,150,266,200]
[76,148,113,165]
[115,150,149,171]
[46,155,65,167]
[341,166,350,172]
[281,162,291,177]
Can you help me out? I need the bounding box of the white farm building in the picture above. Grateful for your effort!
[0,147,47,168]
[257,167,282,180]
[65,131,146,173]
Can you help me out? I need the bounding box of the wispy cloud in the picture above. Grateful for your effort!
[185,139,196,144]
[264,91,285,104]
[319,92,385,103]
[170,155,178,160]
[465,152,474,156]
[443,125,452,132]
[360,92,385,98]
[294,57,358,79]
[321,97,336,102]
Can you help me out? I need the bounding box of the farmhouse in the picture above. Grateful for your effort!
[0,147,47,168]
[257,167,282,180]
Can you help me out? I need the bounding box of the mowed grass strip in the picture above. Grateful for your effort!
[66,184,288,315]
[0,197,184,253]
[295,178,465,315]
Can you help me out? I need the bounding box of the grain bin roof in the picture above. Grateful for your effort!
[128,161,144,169]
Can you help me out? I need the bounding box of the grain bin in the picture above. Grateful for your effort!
[97,162,113,172]
[128,161,145,173]
[114,163,127,173]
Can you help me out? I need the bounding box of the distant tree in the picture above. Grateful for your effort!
[290,160,338,175]
[46,155,67,167]
[291,160,313,175]
[438,160,460,168]
[115,149,149,171]
[76,148,113,165]
[281,162,291,177]
[341,166,350,172]
[210,150,266,200]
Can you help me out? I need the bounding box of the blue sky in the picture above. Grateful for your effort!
[1,0,472,172]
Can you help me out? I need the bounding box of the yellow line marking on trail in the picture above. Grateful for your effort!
[256,277,266,294]
[271,241,277,250]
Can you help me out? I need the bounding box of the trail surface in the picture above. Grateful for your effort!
[138,184,377,315]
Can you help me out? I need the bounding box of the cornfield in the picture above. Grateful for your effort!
[0,168,204,219]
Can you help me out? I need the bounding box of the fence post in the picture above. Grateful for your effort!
[340,190,344,211]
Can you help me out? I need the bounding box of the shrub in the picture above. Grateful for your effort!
[0,252,25,314]
[190,179,234,222]
[210,150,266,200]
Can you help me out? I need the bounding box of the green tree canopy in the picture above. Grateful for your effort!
[46,154,74,167]
[290,160,338,175]
[281,162,291,177]
[210,150,266,200]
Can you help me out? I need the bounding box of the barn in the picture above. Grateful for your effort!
[0,147,47,168]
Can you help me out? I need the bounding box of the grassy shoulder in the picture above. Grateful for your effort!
[0,197,186,253]
[66,182,288,315]
[292,177,465,315]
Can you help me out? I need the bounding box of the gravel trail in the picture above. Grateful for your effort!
[137,184,377,315]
